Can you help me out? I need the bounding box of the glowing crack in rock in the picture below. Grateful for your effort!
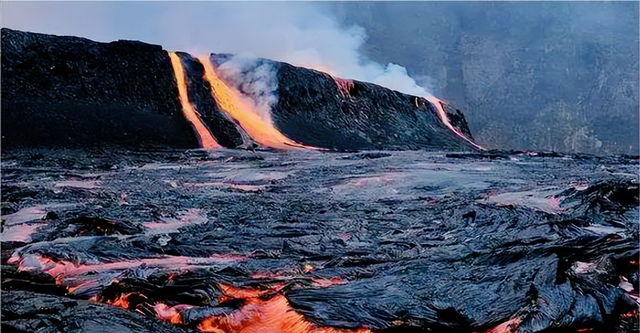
[168,52,221,149]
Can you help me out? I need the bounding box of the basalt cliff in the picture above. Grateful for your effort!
[1,28,480,152]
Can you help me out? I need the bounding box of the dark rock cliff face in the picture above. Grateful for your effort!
[1,28,198,150]
[273,62,473,151]
[2,28,478,152]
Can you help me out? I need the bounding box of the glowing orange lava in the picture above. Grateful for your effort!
[424,95,485,151]
[197,284,372,333]
[154,303,192,324]
[168,52,221,149]
[575,328,594,333]
[620,309,638,319]
[332,76,354,97]
[198,55,317,150]
[106,292,136,310]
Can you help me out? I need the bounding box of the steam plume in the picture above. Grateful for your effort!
[2,2,433,97]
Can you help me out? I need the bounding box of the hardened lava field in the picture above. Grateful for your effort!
[2,149,638,333]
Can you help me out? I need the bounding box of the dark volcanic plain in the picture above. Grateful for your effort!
[2,149,639,332]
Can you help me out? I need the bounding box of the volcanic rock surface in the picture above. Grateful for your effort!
[2,149,638,333]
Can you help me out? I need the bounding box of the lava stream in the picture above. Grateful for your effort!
[10,254,245,283]
[168,52,221,149]
[424,95,485,150]
[199,55,316,150]
[197,284,372,333]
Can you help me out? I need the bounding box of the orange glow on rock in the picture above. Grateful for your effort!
[575,328,594,333]
[199,55,318,151]
[331,76,354,97]
[424,95,485,151]
[168,52,221,149]
[199,291,372,333]
[217,282,287,305]
[310,277,345,288]
[621,309,638,319]
[106,292,135,310]
[480,318,521,333]
[154,302,192,324]
[16,254,245,283]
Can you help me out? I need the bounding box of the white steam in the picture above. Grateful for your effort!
[2,2,434,98]
[186,3,433,97]
[216,53,279,123]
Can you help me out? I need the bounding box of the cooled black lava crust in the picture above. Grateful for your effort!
[2,149,638,333]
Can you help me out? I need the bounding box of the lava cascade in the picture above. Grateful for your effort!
[169,52,221,149]
[199,55,315,150]
[424,95,485,151]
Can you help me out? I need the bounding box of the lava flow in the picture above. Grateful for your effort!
[169,52,221,149]
[332,76,354,97]
[424,95,485,151]
[9,253,245,289]
[198,55,315,150]
[197,284,372,333]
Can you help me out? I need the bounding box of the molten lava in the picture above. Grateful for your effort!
[424,95,485,151]
[331,76,354,97]
[168,52,220,149]
[197,284,372,333]
[105,292,136,310]
[154,303,192,324]
[13,254,245,289]
[198,55,315,150]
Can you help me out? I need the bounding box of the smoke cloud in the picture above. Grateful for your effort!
[1,2,433,97]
